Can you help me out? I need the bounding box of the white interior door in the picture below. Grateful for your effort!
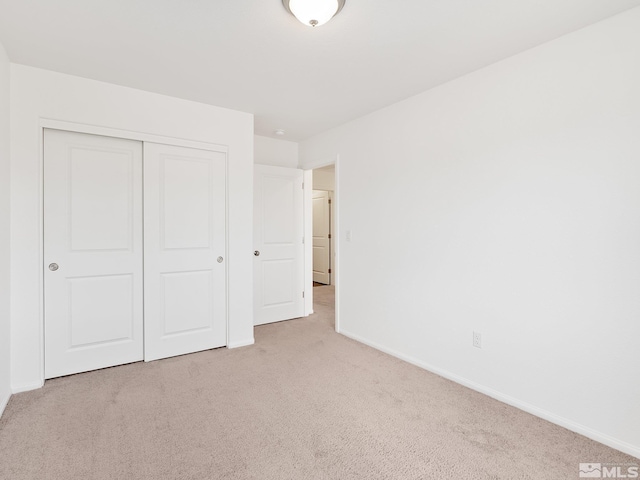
[312,190,331,285]
[44,129,143,379]
[143,143,227,361]
[254,165,304,325]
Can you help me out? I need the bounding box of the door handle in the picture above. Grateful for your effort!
[217,256,224,263]
[254,250,260,257]
[49,263,59,271]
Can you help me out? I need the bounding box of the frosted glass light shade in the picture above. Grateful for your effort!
[284,0,345,27]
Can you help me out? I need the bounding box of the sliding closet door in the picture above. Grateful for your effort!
[143,143,227,361]
[44,129,144,379]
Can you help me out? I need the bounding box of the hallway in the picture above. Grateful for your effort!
[311,284,335,328]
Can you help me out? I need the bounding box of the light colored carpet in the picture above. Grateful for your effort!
[0,285,635,479]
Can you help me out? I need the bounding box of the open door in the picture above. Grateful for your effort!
[312,190,331,285]
[43,129,144,379]
[253,165,304,325]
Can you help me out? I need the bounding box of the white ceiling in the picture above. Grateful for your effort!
[1,0,639,141]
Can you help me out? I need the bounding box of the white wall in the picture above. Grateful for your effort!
[0,42,11,416]
[312,166,335,191]
[10,65,255,392]
[300,8,640,458]
[254,135,298,168]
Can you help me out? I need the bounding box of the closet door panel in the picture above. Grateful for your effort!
[44,129,144,379]
[144,143,227,361]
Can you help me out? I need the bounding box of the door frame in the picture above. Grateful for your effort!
[303,156,340,333]
[37,118,230,386]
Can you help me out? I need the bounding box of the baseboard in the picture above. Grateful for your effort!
[0,391,10,418]
[11,380,44,394]
[227,338,255,349]
[339,329,640,460]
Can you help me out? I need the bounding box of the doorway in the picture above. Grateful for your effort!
[305,163,337,329]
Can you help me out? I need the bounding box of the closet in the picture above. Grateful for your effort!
[43,129,227,379]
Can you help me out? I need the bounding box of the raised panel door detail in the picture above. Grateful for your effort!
[262,176,295,245]
[313,245,329,276]
[161,156,212,250]
[144,142,227,362]
[262,260,295,307]
[253,165,304,326]
[161,270,213,337]
[69,147,133,252]
[68,274,134,348]
[44,129,143,379]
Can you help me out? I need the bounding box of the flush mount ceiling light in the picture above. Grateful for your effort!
[282,0,346,27]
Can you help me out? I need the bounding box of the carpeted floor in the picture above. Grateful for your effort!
[0,285,635,479]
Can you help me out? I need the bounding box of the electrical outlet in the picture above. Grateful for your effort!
[473,331,482,349]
